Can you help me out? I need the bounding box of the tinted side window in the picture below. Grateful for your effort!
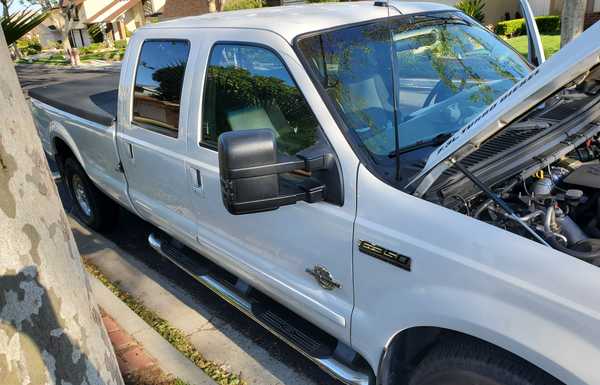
[133,40,190,137]
[202,44,318,155]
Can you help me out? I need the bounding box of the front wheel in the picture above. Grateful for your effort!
[409,339,562,385]
[64,157,118,231]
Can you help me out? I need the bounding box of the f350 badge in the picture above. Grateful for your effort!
[306,265,341,290]
[359,241,412,271]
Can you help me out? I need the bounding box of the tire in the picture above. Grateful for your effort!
[64,157,118,231]
[409,338,562,385]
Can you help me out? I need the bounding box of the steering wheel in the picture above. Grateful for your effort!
[423,71,468,108]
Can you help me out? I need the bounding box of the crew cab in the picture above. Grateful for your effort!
[30,2,600,385]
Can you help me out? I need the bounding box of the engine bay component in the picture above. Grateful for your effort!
[563,163,600,189]
[450,135,600,266]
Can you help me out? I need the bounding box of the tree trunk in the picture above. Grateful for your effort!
[217,0,227,12]
[208,0,217,13]
[1,0,8,18]
[561,0,587,47]
[0,28,124,385]
[11,43,22,60]
[60,2,78,66]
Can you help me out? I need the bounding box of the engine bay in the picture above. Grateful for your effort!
[427,65,600,265]
[472,146,600,265]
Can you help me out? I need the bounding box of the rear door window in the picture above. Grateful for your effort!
[132,40,190,137]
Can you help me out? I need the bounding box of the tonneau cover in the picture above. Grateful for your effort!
[29,72,119,126]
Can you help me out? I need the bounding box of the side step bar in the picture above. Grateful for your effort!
[148,233,372,385]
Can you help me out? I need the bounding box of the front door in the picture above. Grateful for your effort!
[186,31,359,342]
[116,35,197,243]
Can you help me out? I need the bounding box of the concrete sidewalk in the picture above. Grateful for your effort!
[90,262,214,385]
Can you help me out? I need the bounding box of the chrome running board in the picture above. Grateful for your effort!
[148,233,372,385]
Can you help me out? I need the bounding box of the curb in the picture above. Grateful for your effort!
[89,270,215,385]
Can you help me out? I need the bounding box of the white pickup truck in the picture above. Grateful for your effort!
[31,2,600,385]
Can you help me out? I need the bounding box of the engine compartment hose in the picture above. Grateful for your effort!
[545,234,600,261]
[544,205,600,261]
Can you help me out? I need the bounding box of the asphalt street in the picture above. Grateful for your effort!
[17,64,341,385]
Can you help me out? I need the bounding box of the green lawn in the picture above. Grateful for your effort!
[505,34,561,58]
[17,48,125,66]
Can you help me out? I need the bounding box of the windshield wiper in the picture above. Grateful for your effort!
[388,132,453,158]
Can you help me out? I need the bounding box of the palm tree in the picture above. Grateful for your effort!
[1,9,48,45]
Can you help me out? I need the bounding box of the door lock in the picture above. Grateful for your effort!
[306,265,341,290]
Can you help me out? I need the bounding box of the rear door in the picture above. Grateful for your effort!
[116,32,197,243]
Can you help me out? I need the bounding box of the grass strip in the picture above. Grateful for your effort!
[85,261,246,385]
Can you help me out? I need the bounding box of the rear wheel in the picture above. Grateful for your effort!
[409,339,562,385]
[64,157,118,231]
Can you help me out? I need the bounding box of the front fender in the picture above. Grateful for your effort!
[353,165,600,385]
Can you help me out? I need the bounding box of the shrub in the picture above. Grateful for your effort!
[455,0,485,23]
[114,39,127,49]
[18,38,42,55]
[535,15,561,34]
[495,18,525,37]
[223,0,263,11]
[78,42,106,54]
[496,15,560,37]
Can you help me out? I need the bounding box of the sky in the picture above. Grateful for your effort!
[9,1,42,14]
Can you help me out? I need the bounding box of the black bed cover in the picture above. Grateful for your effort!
[29,72,119,126]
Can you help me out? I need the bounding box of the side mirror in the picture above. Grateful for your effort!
[218,129,341,215]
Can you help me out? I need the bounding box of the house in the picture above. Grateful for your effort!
[157,0,524,24]
[160,0,210,19]
[34,0,166,49]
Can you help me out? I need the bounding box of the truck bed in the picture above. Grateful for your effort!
[28,72,119,126]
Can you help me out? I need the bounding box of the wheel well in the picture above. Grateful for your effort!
[377,326,564,385]
[53,137,75,172]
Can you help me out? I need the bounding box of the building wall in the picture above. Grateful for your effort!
[483,0,520,23]
[150,0,166,14]
[36,10,65,48]
[160,0,208,19]
[528,0,551,16]
[124,3,145,32]
[80,0,117,23]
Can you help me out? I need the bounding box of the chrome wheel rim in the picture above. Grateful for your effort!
[72,175,92,217]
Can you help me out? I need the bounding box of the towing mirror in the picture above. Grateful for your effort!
[218,129,341,215]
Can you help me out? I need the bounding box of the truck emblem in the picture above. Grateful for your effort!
[306,265,341,290]
[359,241,411,272]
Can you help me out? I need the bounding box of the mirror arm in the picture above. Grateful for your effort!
[231,183,326,213]
[225,154,331,179]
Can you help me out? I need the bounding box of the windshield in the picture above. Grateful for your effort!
[296,12,530,171]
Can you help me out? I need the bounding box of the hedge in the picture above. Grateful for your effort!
[496,15,560,37]
[223,0,263,11]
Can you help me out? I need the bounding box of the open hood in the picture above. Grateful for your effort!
[409,21,600,196]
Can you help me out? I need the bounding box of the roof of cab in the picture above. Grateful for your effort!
[142,1,455,43]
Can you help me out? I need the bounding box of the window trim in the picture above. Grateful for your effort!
[131,38,191,139]
[199,40,325,153]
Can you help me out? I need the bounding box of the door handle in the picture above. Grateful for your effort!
[191,167,203,193]
[127,142,134,159]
